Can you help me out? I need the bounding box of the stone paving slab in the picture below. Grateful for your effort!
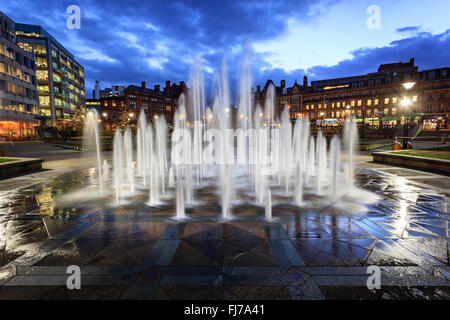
[0,163,449,299]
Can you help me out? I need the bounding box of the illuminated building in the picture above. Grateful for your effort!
[100,81,186,131]
[254,58,450,129]
[0,11,39,140]
[93,81,125,99]
[14,23,85,125]
[86,98,100,114]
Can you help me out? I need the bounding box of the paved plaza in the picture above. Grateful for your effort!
[0,144,449,300]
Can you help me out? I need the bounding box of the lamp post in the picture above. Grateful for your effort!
[401,82,416,149]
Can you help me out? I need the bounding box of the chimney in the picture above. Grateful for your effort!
[141,81,146,88]
[303,76,308,88]
[257,85,261,94]
[165,80,170,89]
[154,85,160,92]
[410,58,415,66]
[180,81,186,89]
[281,80,286,88]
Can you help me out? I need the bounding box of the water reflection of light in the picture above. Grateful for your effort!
[37,187,55,215]
[392,177,418,203]
[393,199,409,227]
[0,221,5,241]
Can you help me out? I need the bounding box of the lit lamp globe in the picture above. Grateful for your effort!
[402,82,416,90]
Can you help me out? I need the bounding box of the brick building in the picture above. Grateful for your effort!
[100,81,186,131]
[254,58,450,130]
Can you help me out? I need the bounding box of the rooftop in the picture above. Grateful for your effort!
[15,23,75,59]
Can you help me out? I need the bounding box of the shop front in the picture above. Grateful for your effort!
[422,115,448,131]
[0,110,40,141]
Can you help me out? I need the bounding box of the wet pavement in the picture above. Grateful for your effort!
[0,160,449,300]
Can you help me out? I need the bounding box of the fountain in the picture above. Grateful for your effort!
[113,128,123,205]
[76,43,379,222]
[83,110,103,194]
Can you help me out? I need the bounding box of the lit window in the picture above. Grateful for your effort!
[392,97,398,104]
[358,100,362,107]
[384,98,390,105]
[374,99,379,105]
[367,99,372,106]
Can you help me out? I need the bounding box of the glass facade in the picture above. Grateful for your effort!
[0,11,39,140]
[15,23,85,123]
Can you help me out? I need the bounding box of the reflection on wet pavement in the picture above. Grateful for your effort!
[0,165,449,300]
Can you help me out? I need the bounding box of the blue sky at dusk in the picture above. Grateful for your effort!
[3,0,450,99]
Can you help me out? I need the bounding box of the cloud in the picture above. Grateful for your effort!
[2,0,449,102]
[2,0,340,98]
[254,29,450,87]
[396,26,421,34]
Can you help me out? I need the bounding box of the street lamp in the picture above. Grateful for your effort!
[402,82,416,90]
[401,82,416,149]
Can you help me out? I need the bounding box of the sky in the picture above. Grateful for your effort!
[2,0,450,100]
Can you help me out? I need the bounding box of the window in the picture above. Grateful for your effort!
[374,99,379,106]
[384,98,390,105]
[367,99,372,106]
[8,83,16,94]
[358,100,362,107]
[392,108,397,116]
[392,97,397,104]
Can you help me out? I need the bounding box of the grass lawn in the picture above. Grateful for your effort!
[0,158,19,163]
[396,151,450,160]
